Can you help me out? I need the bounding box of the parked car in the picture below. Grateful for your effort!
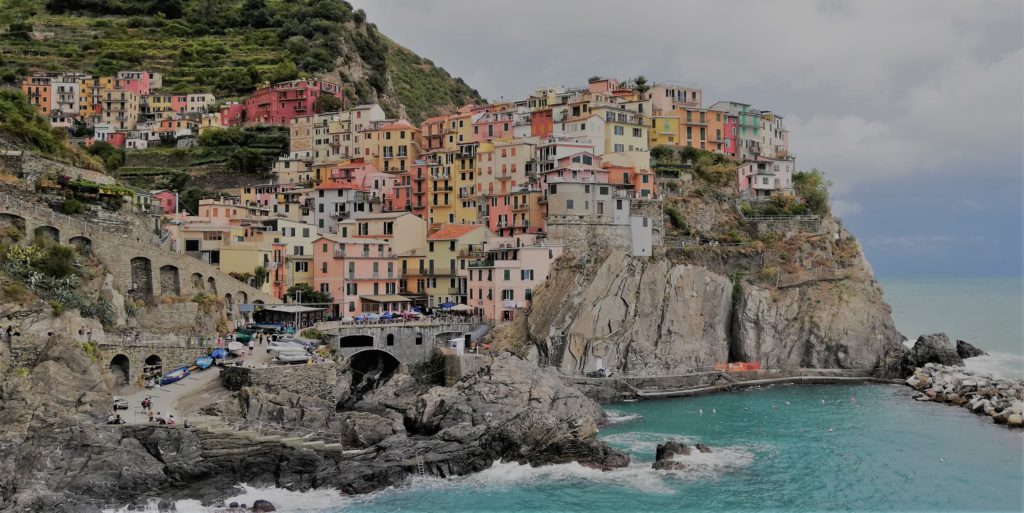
[112,397,129,410]
[586,368,612,378]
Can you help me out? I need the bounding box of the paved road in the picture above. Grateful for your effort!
[119,341,276,425]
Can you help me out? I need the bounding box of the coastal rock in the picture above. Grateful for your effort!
[1008,414,1023,428]
[652,460,687,471]
[251,499,277,512]
[903,363,1024,429]
[908,334,964,369]
[695,443,713,454]
[955,340,987,359]
[655,441,691,460]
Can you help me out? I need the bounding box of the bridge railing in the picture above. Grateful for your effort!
[316,317,481,330]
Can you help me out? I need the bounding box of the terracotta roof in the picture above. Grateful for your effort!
[378,119,414,130]
[427,224,484,240]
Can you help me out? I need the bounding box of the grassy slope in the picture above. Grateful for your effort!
[0,0,484,121]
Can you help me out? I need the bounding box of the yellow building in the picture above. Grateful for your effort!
[219,241,274,294]
[100,88,140,130]
[674,107,709,150]
[594,105,648,155]
[424,224,491,308]
[453,143,479,224]
[649,114,679,147]
[359,119,420,173]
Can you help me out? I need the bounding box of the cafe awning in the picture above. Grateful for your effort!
[260,305,326,313]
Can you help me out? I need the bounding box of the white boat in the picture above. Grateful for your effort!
[276,352,311,364]
[227,341,246,356]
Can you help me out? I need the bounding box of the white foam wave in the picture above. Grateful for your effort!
[603,410,643,424]
[601,431,697,456]
[657,445,758,481]
[102,484,347,513]
[963,351,1024,381]
[457,460,677,494]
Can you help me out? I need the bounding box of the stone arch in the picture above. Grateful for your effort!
[224,293,234,319]
[191,273,204,292]
[386,333,395,346]
[130,257,154,301]
[237,291,248,304]
[144,354,162,382]
[0,213,27,242]
[253,299,265,306]
[159,265,180,296]
[415,332,424,345]
[207,276,217,294]
[68,235,92,253]
[347,349,401,399]
[109,354,130,384]
[33,225,59,244]
[339,334,374,348]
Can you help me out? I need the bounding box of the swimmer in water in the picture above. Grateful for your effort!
[785,401,791,405]
[699,408,704,415]
[821,399,826,404]
[712,408,717,415]
[828,427,833,432]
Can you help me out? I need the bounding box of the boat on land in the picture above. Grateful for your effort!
[161,367,190,385]
[210,348,228,359]
[195,356,214,369]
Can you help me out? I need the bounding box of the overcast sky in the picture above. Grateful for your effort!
[354,0,1023,278]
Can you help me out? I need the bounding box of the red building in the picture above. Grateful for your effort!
[530,108,553,138]
[151,190,178,215]
[220,79,344,127]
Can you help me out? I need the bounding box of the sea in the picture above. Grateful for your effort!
[112,276,1024,513]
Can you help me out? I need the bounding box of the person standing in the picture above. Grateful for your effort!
[248,339,254,355]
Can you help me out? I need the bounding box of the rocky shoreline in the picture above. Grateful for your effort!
[905,363,1024,428]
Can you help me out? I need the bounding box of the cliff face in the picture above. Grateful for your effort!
[517,214,902,377]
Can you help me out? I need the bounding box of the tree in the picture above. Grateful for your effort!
[265,59,300,85]
[228,147,268,176]
[632,75,650,96]
[198,126,245,147]
[650,145,675,163]
[314,94,344,114]
[286,283,331,304]
[253,266,269,288]
[793,169,831,215]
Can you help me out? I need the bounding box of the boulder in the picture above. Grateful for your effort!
[695,444,713,454]
[955,340,987,359]
[655,441,691,460]
[908,333,964,369]
[251,499,276,512]
[1008,414,1023,428]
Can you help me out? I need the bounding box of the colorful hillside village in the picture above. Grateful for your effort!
[20,72,798,322]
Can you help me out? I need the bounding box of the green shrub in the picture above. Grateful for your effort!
[61,198,86,215]
[665,206,687,231]
[793,169,831,215]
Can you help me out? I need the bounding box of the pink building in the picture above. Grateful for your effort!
[541,152,611,186]
[221,79,344,127]
[467,236,563,322]
[737,156,795,199]
[312,236,407,318]
[472,109,515,142]
[151,190,177,215]
[115,71,157,96]
[721,114,738,156]
[219,103,245,126]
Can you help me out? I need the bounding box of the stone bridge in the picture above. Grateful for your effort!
[0,194,274,320]
[98,342,213,386]
[318,320,480,369]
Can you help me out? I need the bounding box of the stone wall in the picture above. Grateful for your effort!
[0,191,274,322]
[751,217,822,237]
[322,321,477,366]
[221,364,339,402]
[97,342,214,384]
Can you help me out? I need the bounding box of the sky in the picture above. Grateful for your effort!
[354,0,1023,278]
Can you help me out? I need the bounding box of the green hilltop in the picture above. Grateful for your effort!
[0,0,484,122]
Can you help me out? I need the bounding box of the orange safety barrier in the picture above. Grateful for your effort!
[715,362,763,371]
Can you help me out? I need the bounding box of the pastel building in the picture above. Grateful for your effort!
[737,157,795,199]
[424,224,492,308]
[467,236,563,322]
[312,236,407,317]
[312,182,373,234]
[222,79,344,127]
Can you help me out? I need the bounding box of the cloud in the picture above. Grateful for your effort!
[961,198,987,211]
[354,0,1023,193]
[830,198,862,218]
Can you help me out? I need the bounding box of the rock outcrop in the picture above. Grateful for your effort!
[956,339,987,359]
[905,363,1023,428]
[651,441,713,470]
[0,343,625,511]
[512,215,902,377]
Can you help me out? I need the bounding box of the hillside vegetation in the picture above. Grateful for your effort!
[0,0,484,122]
[0,89,101,168]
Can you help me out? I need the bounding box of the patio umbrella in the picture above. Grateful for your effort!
[440,302,455,310]
[450,304,473,312]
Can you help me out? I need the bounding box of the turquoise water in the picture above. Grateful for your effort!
[881,276,1024,379]
[212,384,1022,513]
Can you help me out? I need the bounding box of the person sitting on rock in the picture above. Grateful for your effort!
[167,415,176,426]
[155,413,166,425]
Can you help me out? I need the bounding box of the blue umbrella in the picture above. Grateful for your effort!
[380,312,393,319]
[440,302,455,310]
[412,306,424,313]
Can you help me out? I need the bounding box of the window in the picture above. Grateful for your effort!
[521,269,534,280]
[504,270,511,281]
[321,262,327,273]
[294,261,308,272]
[302,228,309,238]
[614,143,624,152]
[566,199,574,209]
[633,128,642,137]
[386,334,394,346]
[501,289,514,300]
[613,126,624,136]
[599,186,609,195]
[320,283,329,293]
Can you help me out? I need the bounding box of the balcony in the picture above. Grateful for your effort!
[496,174,512,181]
[513,203,529,212]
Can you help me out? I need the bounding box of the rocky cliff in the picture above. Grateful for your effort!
[501,183,903,378]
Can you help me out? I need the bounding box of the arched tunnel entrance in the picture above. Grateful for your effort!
[346,349,400,405]
[109,354,130,385]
